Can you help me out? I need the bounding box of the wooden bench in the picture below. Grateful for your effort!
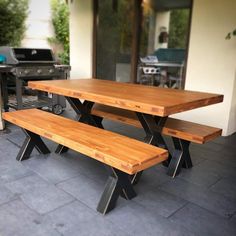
[3,109,168,214]
[91,104,222,177]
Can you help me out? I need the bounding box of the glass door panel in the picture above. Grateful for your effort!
[139,0,192,89]
[96,0,133,82]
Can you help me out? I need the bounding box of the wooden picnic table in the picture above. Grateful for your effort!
[28,78,223,177]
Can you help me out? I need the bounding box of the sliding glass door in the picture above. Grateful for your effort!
[94,0,134,82]
[93,0,192,89]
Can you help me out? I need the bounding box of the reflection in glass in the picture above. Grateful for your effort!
[139,0,191,89]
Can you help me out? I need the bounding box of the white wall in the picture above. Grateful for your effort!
[69,0,93,79]
[22,0,54,48]
[173,0,236,136]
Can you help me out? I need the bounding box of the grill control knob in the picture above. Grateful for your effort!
[49,69,54,74]
[37,69,42,74]
[24,69,29,75]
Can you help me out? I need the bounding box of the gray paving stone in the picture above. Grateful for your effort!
[189,145,220,164]
[200,141,224,152]
[210,178,236,201]
[43,200,129,236]
[5,174,51,195]
[230,214,236,225]
[0,137,20,161]
[0,160,33,183]
[59,150,109,183]
[0,183,18,205]
[102,119,124,130]
[159,178,236,218]
[109,124,145,141]
[0,199,60,236]
[177,165,221,188]
[216,147,236,167]
[57,173,109,211]
[134,184,187,217]
[22,153,81,184]
[5,128,25,147]
[194,159,236,179]
[170,203,236,236]
[105,201,194,236]
[19,182,75,214]
[136,165,171,187]
[193,143,236,168]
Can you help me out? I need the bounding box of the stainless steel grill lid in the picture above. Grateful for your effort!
[0,46,56,65]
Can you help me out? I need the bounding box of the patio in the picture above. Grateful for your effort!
[0,107,236,236]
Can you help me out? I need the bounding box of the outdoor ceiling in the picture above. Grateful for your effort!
[149,0,192,10]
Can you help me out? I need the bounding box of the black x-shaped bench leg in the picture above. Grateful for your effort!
[17,129,50,161]
[167,138,193,177]
[97,167,137,214]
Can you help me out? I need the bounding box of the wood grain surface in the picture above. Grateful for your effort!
[92,104,222,144]
[3,109,168,174]
[28,79,223,116]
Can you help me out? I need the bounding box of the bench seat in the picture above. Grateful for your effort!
[92,104,222,144]
[3,109,168,174]
[3,109,168,214]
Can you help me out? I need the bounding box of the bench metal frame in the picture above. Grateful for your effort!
[97,167,136,214]
[167,138,192,177]
[17,129,50,161]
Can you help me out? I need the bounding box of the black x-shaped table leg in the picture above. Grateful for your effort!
[130,113,172,184]
[55,97,103,154]
[17,129,50,161]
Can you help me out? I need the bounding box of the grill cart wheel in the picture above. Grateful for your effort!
[52,104,63,115]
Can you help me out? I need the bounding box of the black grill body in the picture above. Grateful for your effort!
[0,47,70,114]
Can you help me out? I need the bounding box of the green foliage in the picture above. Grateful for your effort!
[0,0,28,46]
[49,0,69,64]
[226,28,236,40]
[168,9,190,49]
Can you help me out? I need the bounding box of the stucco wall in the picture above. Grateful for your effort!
[22,0,54,48]
[173,0,236,136]
[69,0,93,79]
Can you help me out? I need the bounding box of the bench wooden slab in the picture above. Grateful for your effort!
[3,109,168,214]
[92,104,222,144]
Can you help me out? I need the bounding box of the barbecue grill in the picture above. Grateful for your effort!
[0,46,70,114]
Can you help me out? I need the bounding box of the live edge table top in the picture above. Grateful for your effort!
[28,79,223,117]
